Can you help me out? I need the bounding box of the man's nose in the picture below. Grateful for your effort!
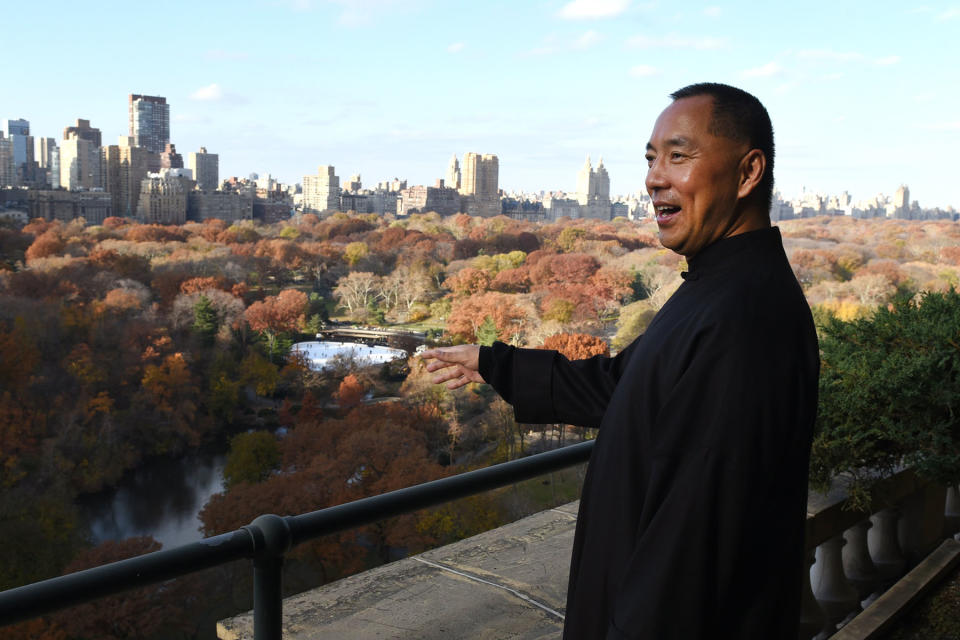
[645,158,667,194]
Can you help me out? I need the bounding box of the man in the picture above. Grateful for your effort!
[423,83,819,639]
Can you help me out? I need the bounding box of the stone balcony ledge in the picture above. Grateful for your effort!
[218,502,580,640]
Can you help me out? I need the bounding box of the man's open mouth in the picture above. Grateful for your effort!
[656,205,681,223]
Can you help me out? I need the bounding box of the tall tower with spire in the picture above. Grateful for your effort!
[575,155,611,219]
[446,153,461,190]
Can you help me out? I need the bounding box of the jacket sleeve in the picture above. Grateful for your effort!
[478,339,640,428]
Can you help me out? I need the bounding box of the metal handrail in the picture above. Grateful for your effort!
[0,439,594,638]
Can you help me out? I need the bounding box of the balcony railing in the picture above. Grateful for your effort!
[0,440,595,639]
[1,438,957,640]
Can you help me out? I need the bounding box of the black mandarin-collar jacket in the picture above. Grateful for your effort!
[479,227,820,639]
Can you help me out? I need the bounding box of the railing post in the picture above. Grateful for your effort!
[799,547,826,640]
[811,535,860,634]
[944,483,960,537]
[868,509,905,590]
[246,514,293,640]
[842,520,879,608]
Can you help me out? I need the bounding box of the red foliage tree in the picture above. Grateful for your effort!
[336,374,365,410]
[446,292,528,343]
[244,289,308,356]
[443,267,492,297]
[24,229,65,261]
[540,333,610,360]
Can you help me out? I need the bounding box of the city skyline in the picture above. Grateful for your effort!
[3,0,959,208]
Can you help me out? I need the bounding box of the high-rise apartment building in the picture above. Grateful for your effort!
[63,118,102,147]
[159,143,183,170]
[460,152,499,217]
[575,156,611,220]
[187,147,219,191]
[60,134,101,191]
[894,184,910,219]
[302,165,340,213]
[38,138,59,188]
[0,133,13,188]
[104,136,151,216]
[129,94,170,154]
[5,119,36,186]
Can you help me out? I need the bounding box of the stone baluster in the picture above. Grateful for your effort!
[868,508,906,593]
[799,547,827,640]
[945,484,960,537]
[842,520,879,609]
[811,535,861,635]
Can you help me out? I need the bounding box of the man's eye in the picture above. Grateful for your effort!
[671,152,685,160]
[644,156,655,166]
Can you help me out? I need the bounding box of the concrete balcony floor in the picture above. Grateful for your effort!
[218,502,580,639]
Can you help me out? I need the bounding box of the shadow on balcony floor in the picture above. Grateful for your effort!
[218,502,580,639]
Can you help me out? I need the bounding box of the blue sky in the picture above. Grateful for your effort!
[4,0,959,208]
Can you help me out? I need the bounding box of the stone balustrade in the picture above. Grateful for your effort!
[802,471,957,639]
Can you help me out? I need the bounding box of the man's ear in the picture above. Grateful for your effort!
[737,149,766,200]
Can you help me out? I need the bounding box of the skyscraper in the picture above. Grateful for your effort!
[6,119,35,186]
[0,133,13,188]
[187,147,219,191]
[104,136,151,216]
[60,133,101,191]
[63,118,102,147]
[129,94,170,154]
[38,138,59,188]
[302,165,340,213]
[460,152,499,217]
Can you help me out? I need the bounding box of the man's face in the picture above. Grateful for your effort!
[644,95,749,257]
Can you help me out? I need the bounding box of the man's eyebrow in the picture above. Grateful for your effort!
[646,136,692,153]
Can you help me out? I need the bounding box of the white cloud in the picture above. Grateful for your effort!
[742,61,782,78]
[559,0,630,20]
[626,34,727,50]
[629,64,659,77]
[875,55,901,65]
[703,6,721,17]
[447,42,464,53]
[796,49,863,62]
[190,83,224,101]
[574,30,602,49]
[938,7,960,19]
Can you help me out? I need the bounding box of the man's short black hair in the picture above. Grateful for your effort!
[670,82,775,211]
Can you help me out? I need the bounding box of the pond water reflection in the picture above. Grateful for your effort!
[79,452,226,549]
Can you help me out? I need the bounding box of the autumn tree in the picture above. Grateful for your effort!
[540,333,609,359]
[333,271,379,317]
[336,374,366,410]
[446,292,529,344]
[244,288,308,358]
[223,431,281,489]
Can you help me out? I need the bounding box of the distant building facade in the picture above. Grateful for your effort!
[187,147,219,192]
[103,136,151,217]
[63,118,102,147]
[398,180,462,216]
[188,191,252,223]
[446,154,461,191]
[159,143,183,170]
[28,190,112,224]
[137,172,187,224]
[129,94,170,154]
[460,152,499,217]
[38,138,59,188]
[576,156,611,220]
[0,133,14,188]
[60,134,101,191]
[302,165,340,213]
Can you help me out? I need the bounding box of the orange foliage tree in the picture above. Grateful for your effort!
[244,289,308,358]
[446,292,529,343]
[540,333,610,360]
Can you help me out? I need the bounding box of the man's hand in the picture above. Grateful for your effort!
[420,345,483,390]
